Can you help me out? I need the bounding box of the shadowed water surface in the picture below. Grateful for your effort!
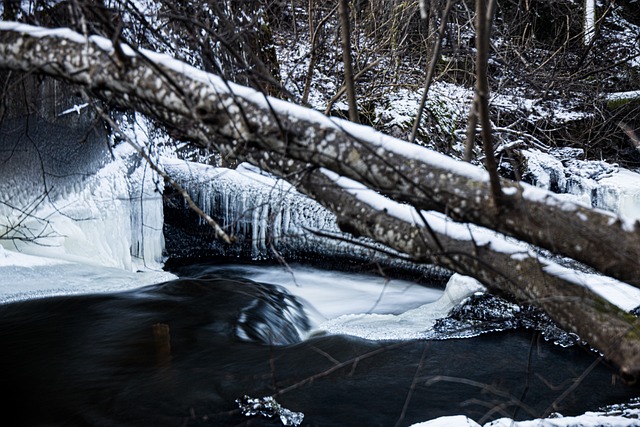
[0,273,637,426]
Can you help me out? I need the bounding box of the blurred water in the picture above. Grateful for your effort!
[171,262,443,323]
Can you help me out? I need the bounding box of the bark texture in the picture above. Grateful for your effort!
[1,23,640,378]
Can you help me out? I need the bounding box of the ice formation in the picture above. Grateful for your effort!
[163,159,338,259]
[162,158,449,282]
[522,148,640,223]
[0,118,165,271]
[318,274,486,340]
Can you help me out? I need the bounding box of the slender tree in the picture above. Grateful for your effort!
[338,0,359,123]
[470,0,503,207]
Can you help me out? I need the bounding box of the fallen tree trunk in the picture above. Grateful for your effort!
[0,22,638,289]
[1,22,640,379]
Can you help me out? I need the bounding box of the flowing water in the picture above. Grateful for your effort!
[1,261,637,427]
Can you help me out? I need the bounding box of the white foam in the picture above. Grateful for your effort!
[318,274,485,340]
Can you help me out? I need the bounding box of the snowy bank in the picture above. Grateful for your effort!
[0,246,174,304]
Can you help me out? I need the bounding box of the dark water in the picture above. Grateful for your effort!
[0,271,637,426]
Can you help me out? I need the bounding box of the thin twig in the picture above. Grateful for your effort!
[394,344,428,427]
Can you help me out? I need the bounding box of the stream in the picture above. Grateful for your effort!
[1,259,637,426]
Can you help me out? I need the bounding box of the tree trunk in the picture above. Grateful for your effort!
[338,0,359,123]
[584,0,596,45]
[1,22,640,379]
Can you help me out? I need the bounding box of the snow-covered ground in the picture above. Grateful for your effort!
[411,408,640,427]
[0,246,174,304]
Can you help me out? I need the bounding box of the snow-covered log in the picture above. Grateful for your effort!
[1,22,638,290]
[1,23,640,378]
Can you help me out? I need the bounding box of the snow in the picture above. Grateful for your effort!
[0,245,66,268]
[490,89,591,125]
[410,409,640,427]
[543,263,640,312]
[604,90,640,102]
[321,168,530,255]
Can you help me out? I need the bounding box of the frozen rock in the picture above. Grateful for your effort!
[236,395,304,426]
[522,149,640,223]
